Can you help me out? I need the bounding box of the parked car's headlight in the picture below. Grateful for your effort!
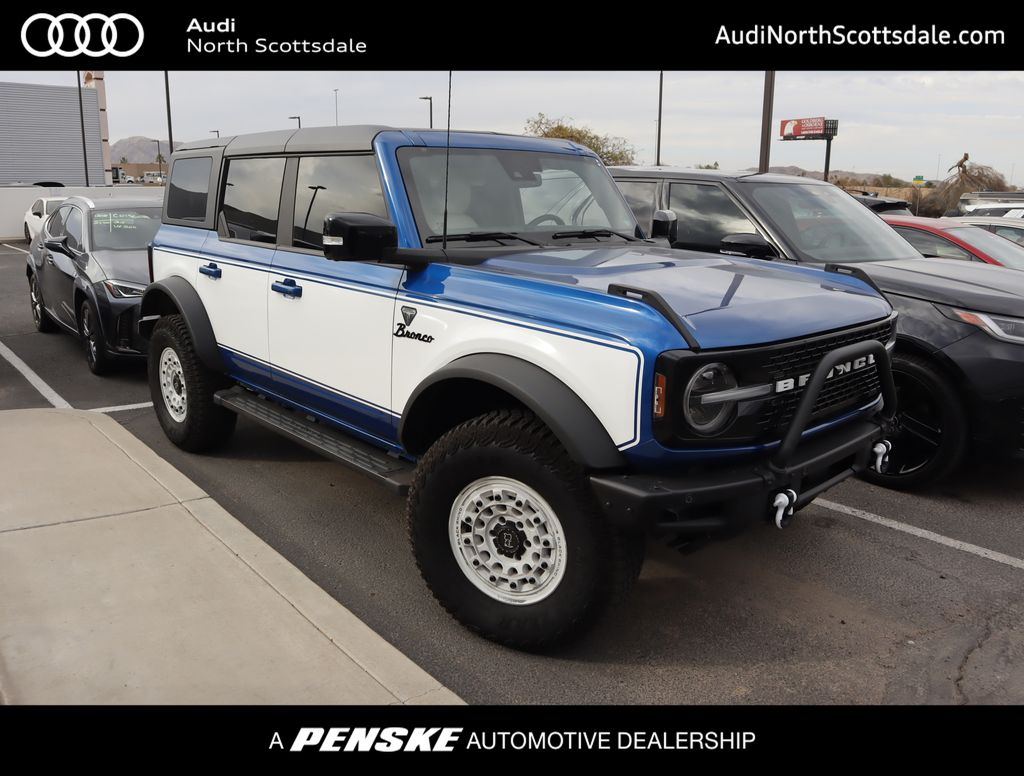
[683,362,738,435]
[951,308,1024,344]
[103,280,145,298]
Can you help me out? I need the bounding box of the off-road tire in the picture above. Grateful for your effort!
[408,408,643,650]
[148,314,236,452]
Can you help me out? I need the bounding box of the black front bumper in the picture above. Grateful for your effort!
[592,339,896,535]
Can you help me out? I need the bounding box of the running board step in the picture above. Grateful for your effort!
[214,387,414,495]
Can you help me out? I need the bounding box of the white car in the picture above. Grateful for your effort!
[951,216,1024,246]
[23,197,66,242]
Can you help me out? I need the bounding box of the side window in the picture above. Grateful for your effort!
[615,181,658,234]
[291,155,387,249]
[31,199,42,216]
[668,183,758,252]
[167,157,212,221]
[46,206,69,237]
[65,208,84,252]
[993,226,1024,246]
[220,157,286,243]
[895,228,974,261]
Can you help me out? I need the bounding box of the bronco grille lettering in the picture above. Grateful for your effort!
[774,354,875,394]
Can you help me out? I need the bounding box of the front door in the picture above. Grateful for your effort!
[40,204,81,328]
[268,153,401,444]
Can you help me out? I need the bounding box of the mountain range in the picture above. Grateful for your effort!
[110,136,183,164]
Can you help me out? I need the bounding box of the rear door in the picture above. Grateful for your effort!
[614,179,659,237]
[197,156,284,385]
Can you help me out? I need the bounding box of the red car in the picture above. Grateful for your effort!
[882,215,1024,271]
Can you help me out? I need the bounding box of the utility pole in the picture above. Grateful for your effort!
[655,71,664,166]
[758,71,775,174]
[333,89,339,126]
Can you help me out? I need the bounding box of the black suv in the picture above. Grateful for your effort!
[612,167,1024,488]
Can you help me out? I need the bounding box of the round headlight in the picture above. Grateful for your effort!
[683,362,738,435]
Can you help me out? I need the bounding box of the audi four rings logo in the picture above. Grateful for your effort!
[21,13,144,57]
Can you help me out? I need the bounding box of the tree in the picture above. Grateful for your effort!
[873,173,910,188]
[695,162,719,170]
[524,113,635,166]
[119,156,128,164]
[155,153,166,164]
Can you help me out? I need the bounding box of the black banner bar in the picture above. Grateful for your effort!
[1,8,1018,70]
[0,704,1016,764]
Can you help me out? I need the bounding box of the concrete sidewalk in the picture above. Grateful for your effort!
[0,409,461,705]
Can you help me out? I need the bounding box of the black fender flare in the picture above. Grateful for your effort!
[399,353,627,470]
[138,276,223,372]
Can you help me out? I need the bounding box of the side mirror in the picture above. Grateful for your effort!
[720,232,776,260]
[323,212,397,262]
[44,236,68,254]
[650,209,678,240]
[32,210,43,218]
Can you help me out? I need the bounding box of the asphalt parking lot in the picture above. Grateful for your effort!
[3,239,1023,704]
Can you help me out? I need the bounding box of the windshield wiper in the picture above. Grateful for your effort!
[425,231,541,246]
[549,228,638,242]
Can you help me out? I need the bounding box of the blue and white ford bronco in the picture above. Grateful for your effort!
[140,126,897,648]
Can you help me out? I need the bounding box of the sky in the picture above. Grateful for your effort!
[2,70,1021,184]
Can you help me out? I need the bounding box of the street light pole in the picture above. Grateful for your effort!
[419,96,433,129]
[333,89,339,126]
[289,115,302,128]
[76,70,91,186]
[210,130,220,137]
[655,71,664,166]
[164,71,174,159]
[154,139,162,178]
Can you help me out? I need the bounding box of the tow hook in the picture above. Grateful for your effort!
[871,440,893,473]
[771,489,798,530]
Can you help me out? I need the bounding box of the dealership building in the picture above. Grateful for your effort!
[0,78,108,186]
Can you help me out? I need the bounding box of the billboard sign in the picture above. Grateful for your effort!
[780,117,826,139]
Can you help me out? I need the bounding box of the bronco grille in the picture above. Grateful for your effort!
[757,318,894,436]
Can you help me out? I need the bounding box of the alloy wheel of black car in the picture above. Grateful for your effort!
[29,274,56,333]
[862,352,967,490]
[80,299,110,375]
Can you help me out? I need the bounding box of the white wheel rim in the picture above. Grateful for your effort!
[158,347,187,423]
[449,476,567,606]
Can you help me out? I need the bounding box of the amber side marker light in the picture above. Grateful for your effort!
[653,373,667,419]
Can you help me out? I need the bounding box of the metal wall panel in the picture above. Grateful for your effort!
[0,81,104,187]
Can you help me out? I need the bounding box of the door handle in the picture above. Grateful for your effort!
[199,262,222,279]
[271,278,302,298]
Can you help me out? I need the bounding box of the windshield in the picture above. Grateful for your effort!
[739,181,921,263]
[946,226,1024,270]
[397,147,638,246]
[90,208,161,250]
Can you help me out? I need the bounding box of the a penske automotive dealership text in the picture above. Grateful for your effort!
[276,727,757,752]
[186,18,367,54]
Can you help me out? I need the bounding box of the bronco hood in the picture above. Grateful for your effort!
[476,245,891,349]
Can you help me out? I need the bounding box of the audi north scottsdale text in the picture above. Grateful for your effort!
[134,125,898,649]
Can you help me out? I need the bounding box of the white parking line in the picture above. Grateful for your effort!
[815,497,1024,572]
[0,340,71,408]
[89,402,153,414]
[1,243,29,254]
